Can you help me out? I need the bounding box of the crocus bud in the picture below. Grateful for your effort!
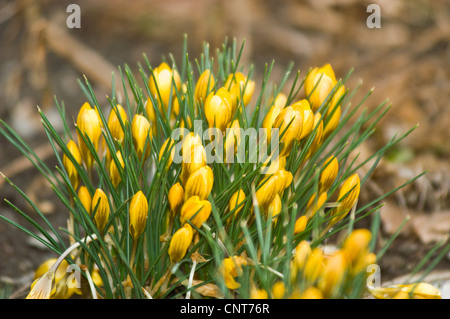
[291,99,315,140]
[294,215,307,235]
[305,112,324,160]
[255,175,279,209]
[224,119,241,163]
[342,228,372,265]
[293,240,311,270]
[260,155,286,175]
[275,168,293,193]
[304,64,337,112]
[131,114,152,162]
[319,156,339,192]
[330,173,360,225]
[204,87,233,133]
[181,141,207,185]
[109,150,125,188]
[92,188,110,233]
[78,185,92,215]
[149,62,181,110]
[299,286,323,299]
[129,190,148,241]
[195,69,215,105]
[306,192,328,218]
[267,193,282,222]
[255,169,292,209]
[63,140,82,190]
[323,84,345,139]
[303,247,324,284]
[76,105,102,169]
[229,189,246,217]
[181,132,203,155]
[273,106,303,155]
[145,97,158,136]
[250,287,268,299]
[318,250,348,298]
[221,256,247,290]
[184,166,214,200]
[262,104,283,144]
[168,182,184,215]
[180,196,212,228]
[107,104,128,143]
[225,72,255,113]
[168,223,194,263]
[159,137,175,170]
[271,281,286,299]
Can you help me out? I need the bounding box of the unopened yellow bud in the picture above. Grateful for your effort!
[76,105,102,169]
[181,141,207,185]
[323,84,345,139]
[318,250,348,298]
[159,137,175,170]
[294,215,307,235]
[291,99,315,140]
[184,166,214,200]
[273,106,303,155]
[262,104,283,144]
[221,256,248,290]
[229,189,246,217]
[260,155,286,175]
[168,223,194,263]
[306,192,328,219]
[107,104,128,143]
[299,286,323,299]
[129,190,148,241]
[250,287,268,299]
[303,247,324,283]
[275,169,293,193]
[195,69,215,105]
[109,150,125,188]
[145,97,158,136]
[294,240,311,270]
[319,156,339,192]
[330,173,360,225]
[353,252,376,275]
[149,62,181,110]
[204,87,233,132]
[92,188,110,233]
[224,119,241,163]
[225,72,255,112]
[255,169,292,209]
[131,114,152,162]
[168,182,184,214]
[305,112,324,160]
[181,132,203,155]
[267,193,282,222]
[77,185,92,214]
[271,281,286,299]
[304,64,337,112]
[63,140,82,190]
[255,175,279,209]
[274,93,287,109]
[342,228,372,265]
[180,196,212,228]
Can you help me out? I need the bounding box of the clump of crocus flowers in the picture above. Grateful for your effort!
[1,40,437,300]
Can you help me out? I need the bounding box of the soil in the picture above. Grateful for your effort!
[1,0,450,298]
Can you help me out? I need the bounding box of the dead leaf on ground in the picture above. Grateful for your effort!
[410,210,450,244]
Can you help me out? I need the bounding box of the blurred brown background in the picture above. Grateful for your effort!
[0,0,449,297]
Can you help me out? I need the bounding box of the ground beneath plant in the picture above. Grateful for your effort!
[1,0,450,298]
